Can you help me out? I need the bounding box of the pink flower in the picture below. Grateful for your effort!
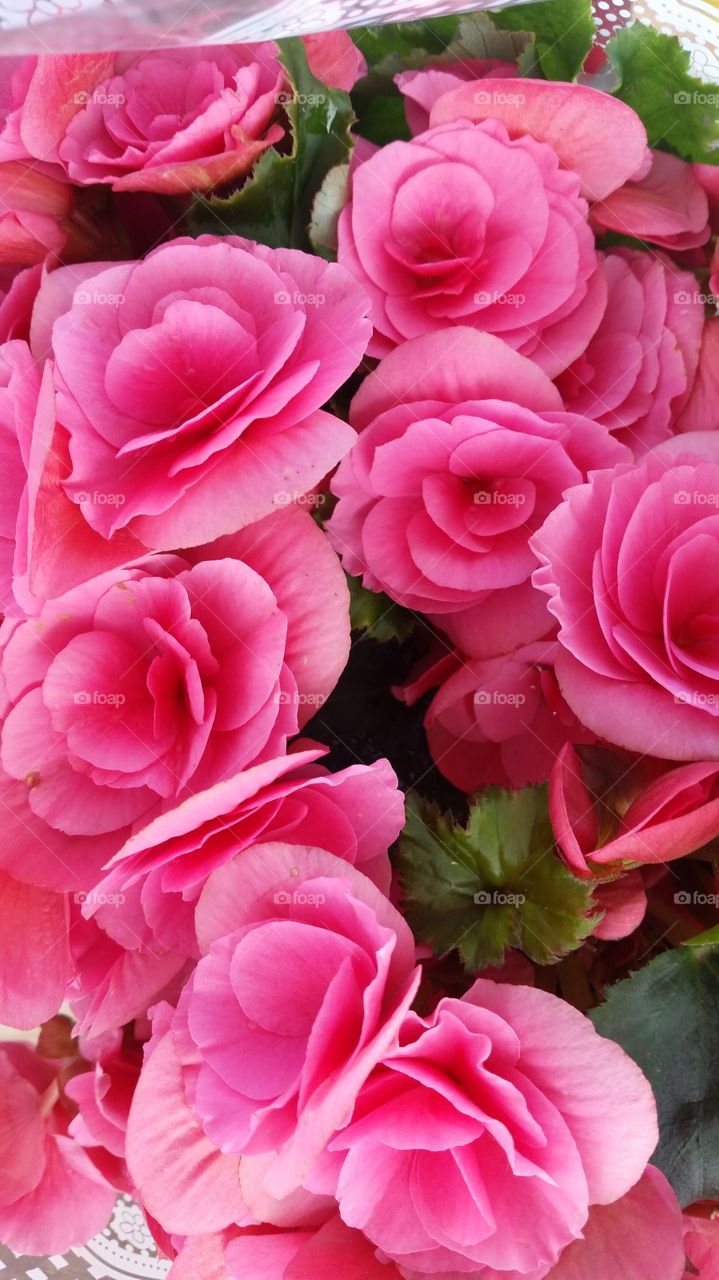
[338,79,649,370]
[682,1208,719,1278]
[676,317,719,434]
[330,981,681,1279]
[551,744,719,874]
[396,61,519,135]
[65,1027,141,1191]
[406,638,593,793]
[0,506,349,893]
[35,236,369,553]
[0,1040,116,1254]
[591,151,710,250]
[91,747,404,959]
[0,261,41,339]
[556,249,704,453]
[168,1216,404,1279]
[302,32,367,91]
[125,844,420,1230]
[3,48,286,194]
[711,240,719,304]
[0,867,72,1029]
[532,439,719,759]
[0,161,99,266]
[0,338,38,611]
[327,329,628,614]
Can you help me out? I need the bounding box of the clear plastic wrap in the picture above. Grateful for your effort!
[0,0,524,54]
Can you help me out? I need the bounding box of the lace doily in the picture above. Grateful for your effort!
[0,1196,170,1279]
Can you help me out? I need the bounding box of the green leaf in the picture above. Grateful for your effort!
[352,90,412,146]
[352,16,463,76]
[309,163,349,258]
[453,11,533,64]
[398,787,597,971]
[591,938,719,1205]
[607,24,719,163]
[489,0,595,81]
[347,574,417,644]
[189,39,355,249]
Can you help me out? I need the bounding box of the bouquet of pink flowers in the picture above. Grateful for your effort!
[0,6,718,1278]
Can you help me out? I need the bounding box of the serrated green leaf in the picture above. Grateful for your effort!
[352,16,463,77]
[489,0,595,81]
[189,39,355,249]
[347,574,417,644]
[399,787,597,971]
[591,938,719,1205]
[454,11,532,63]
[607,24,719,163]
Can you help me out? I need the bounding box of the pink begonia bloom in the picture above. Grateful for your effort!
[395,61,519,135]
[591,151,710,250]
[0,161,101,266]
[65,1027,141,1191]
[532,440,719,759]
[404,638,594,793]
[0,48,286,193]
[66,911,190,1041]
[550,744,719,875]
[694,162,719,229]
[429,78,650,202]
[337,115,603,372]
[591,871,648,941]
[168,1216,404,1280]
[0,866,72,1029]
[711,240,719,303]
[0,506,349,894]
[91,747,404,959]
[676,317,719,434]
[683,1208,719,1278]
[556,249,704,454]
[0,1041,116,1254]
[302,31,367,91]
[338,77,649,367]
[30,236,369,556]
[0,261,41,339]
[126,844,420,1230]
[0,339,38,610]
[431,578,554,659]
[327,330,629,614]
[330,980,677,1279]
